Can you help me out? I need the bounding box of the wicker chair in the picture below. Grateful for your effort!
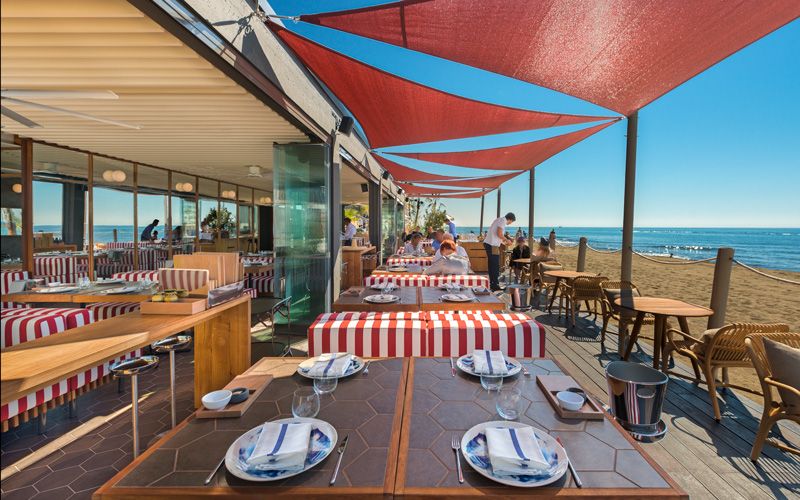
[561,276,608,327]
[662,322,790,421]
[536,262,563,310]
[599,280,655,349]
[745,332,800,461]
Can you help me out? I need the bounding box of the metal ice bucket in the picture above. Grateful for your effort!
[506,283,531,311]
[605,361,668,438]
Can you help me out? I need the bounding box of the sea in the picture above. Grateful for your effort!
[456,227,800,273]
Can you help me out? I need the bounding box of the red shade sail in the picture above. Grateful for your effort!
[269,23,614,148]
[397,182,486,196]
[376,155,523,189]
[390,120,618,170]
[400,184,492,199]
[303,0,800,116]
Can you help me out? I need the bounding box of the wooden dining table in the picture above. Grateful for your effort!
[615,296,713,369]
[94,357,686,499]
[542,270,596,313]
[332,286,420,312]
[1,282,158,304]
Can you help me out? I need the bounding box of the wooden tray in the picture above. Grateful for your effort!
[196,363,274,419]
[140,296,207,315]
[536,375,604,420]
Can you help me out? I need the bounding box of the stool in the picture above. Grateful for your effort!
[110,355,159,458]
[151,335,192,429]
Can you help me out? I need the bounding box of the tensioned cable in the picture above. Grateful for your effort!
[733,259,800,286]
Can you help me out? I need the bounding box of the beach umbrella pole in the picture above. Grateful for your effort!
[621,111,638,282]
[478,195,485,234]
[496,188,501,218]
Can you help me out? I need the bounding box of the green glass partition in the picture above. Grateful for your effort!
[381,195,397,260]
[273,143,330,324]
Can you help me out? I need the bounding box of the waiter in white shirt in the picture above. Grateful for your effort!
[342,217,357,246]
[484,212,515,291]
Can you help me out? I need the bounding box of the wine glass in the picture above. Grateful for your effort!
[292,388,320,418]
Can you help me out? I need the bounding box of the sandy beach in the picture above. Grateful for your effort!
[549,243,800,397]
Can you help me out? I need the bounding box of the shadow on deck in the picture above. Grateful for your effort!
[529,303,800,499]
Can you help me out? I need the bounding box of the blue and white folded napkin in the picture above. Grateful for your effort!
[307,353,353,377]
[472,350,509,375]
[485,426,549,476]
[246,422,312,470]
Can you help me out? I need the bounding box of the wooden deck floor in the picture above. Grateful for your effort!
[529,305,800,499]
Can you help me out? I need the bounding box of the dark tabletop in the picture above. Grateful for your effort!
[332,286,420,312]
[419,286,506,311]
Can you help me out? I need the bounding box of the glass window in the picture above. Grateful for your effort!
[198,178,218,245]
[238,187,254,252]
[254,189,271,251]
[381,193,397,260]
[93,157,134,277]
[220,182,238,243]
[171,172,197,252]
[1,146,23,266]
[137,166,169,269]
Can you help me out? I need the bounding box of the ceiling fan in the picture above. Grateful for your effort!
[0,89,142,130]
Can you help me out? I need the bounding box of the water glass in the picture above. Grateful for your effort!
[313,376,338,395]
[292,388,320,418]
[480,374,504,392]
[496,387,523,420]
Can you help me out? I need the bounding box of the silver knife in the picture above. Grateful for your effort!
[449,357,456,377]
[329,434,349,486]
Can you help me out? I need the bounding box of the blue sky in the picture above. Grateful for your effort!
[268,1,799,229]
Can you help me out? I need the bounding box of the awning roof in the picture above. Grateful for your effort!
[389,119,618,170]
[303,0,800,116]
[269,22,614,148]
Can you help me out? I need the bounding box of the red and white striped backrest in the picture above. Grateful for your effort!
[363,274,428,287]
[307,311,427,357]
[1,312,67,348]
[1,270,28,295]
[112,270,159,282]
[33,256,76,277]
[158,268,209,291]
[426,275,490,288]
[426,311,545,358]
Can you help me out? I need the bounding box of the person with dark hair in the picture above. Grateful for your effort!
[483,212,515,291]
[403,233,425,254]
[431,230,444,252]
[342,217,356,246]
[511,236,531,282]
[141,219,159,242]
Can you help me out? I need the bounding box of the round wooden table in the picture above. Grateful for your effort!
[543,270,595,313]
[615,297,713,369]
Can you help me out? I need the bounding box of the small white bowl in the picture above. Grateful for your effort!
[556,391,585,411]
[202,390,232,411]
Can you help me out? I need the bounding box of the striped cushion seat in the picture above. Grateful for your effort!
[158,268,208,291]
[112,270,159,282]
[427,275,490,288]
[386,257,432,266]
[427,311,545,358]
[242,288,258,299]
[250,275,274,294]
[34,255,76,277]
[363,274,428,287]
[1,312,67,349]
[308,312,427,357]
[96,263,134,278]
[86,302,141,321]
[68,363,108,392]
[37,272,89,285]
[1,378,70,423]
[1,270,29,309]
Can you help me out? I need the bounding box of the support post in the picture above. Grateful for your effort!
[708,247,734,329]
[549,229,556,251]
[20,139,33,274]
[527,170,534,244]
[496,188,501,218]
[478,195,485,235]
[577,237,588,272]
[621,111,638,282]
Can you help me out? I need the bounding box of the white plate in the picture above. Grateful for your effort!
[461,421,568,488]
[96,278,125,285]
[102,285,141,295]
[387,266,407,272]
[225,418,337,482]
[364,294,399,304]
[457,354,522,378]
[36,286,78,294]
[441,293,474,302]
[297,355,364,379]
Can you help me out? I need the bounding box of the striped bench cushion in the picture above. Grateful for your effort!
[96,263,134,278]
[427,312,545,358]
[158,268,208,291]
[1,378,70,422]
[86,302,141,321]
[364,274,428,287]
[34,256,76,277]
[308,312,427,357]
[1,312,67,349]
[1,306,92,332]
[1,270,29,309]
[250,275,274,294]
[243,288,257,299]
[112,270,159,282]
[68,363,108,392]
[427,275,490,288]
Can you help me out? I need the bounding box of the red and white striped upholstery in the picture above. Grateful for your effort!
[243,288,258,299]
[86,302,140,321]
[37,271,89,285]
[95,263,134,278]
[244,255,274,264]
[1,312,66,349]
[1,378,70,422]
[158,268,208,291]
[427,311,545,358]
[364,274,428,287]
[34,255,76,277]
[1,270,29,309]
[386,257,432,266]
[67,363,107,392]
[308,312,427,357]
[138,248,168,270]
[427,275,490,288]
[250,275,274,295]
[1,306,92,332]
[112,270,159,282]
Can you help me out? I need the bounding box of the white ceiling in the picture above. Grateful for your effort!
[0,0,312,192]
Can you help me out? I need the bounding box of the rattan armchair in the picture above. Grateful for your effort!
[745,332,800,462]
[535,261,563,308]
[561,276,609,327]
[662,322,790,421]
[599,280,655,349]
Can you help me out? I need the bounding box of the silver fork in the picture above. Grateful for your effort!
[451,435,464,483]
[522,364,531,376]
[363,360,371,375]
